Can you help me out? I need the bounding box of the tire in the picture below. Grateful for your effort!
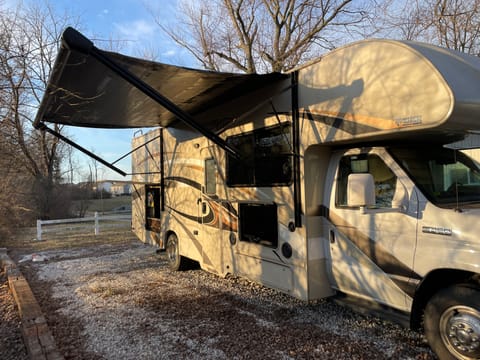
[165,233,188,271]
[424,285,480,360]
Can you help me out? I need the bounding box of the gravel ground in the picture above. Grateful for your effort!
[3,236,436,359]
[0,270,29,360]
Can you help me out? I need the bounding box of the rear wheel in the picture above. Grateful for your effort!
[165,233,188,271]
[424,285,480,360]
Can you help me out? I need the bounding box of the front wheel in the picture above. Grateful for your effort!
[165,233,189,271]
[424,285,480,360]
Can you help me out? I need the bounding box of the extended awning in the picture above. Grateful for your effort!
[34,27,290,163]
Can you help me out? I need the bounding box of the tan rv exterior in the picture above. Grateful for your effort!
[131,39,480,360]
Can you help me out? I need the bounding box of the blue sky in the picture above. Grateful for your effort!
[64,0,188,61]
[56,0,192,181]
[11,0,195,181]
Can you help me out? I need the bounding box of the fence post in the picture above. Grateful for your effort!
[36,219,42,241]
[94,212,99,235]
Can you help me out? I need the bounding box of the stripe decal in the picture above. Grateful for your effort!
[305,109,380,135]
[164,176,238,230]
[304,107,403,134]
[166,176,202,190]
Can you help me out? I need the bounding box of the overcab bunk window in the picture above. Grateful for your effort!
[145,184,161,231]
[226,123,292,187]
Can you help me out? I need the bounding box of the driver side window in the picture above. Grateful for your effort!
[337,154,397,208]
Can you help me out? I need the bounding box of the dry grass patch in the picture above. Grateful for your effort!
[82,281,128,299]
[0,227,138,257]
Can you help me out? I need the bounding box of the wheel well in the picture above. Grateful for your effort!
[410,269,480,330]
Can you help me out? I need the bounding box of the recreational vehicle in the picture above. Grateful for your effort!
[35,28,480,359]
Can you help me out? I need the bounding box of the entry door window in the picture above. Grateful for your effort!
[205,158,216,195]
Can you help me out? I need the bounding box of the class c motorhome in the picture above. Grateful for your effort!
[35,28,480,360]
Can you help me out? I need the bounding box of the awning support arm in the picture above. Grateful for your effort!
[62,27,241,159]
[37,122,127,177]
[291,71,302,228]
[112,133,161,165]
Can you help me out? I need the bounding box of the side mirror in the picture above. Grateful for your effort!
[347,173,375,208]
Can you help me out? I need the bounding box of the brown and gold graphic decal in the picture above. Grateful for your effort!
[165,176,238,231]
[304,108,407,136]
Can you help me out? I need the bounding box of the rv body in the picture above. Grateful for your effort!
[132,121,480,306]
[132,40,480,359]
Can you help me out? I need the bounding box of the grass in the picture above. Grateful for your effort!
[86,281,128,298]
[0,227,138,254]
[81,195,132,214]
[0,195,135,256]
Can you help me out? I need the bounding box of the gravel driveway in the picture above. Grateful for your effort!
[4,233,436,359]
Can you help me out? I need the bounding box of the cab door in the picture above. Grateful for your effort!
[326,148,419,312]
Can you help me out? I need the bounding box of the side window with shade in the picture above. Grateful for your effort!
[226,123,293,187]
[336,154,397,208]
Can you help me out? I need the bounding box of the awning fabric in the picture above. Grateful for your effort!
[34,28,289,133]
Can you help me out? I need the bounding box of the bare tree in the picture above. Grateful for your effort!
[156,0,374,73]
[426,0,480,54]
[375,0,480,54]
[0,2,80,224]
[367,0,426,40]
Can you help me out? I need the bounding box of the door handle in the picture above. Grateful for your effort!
[329,230,335,244]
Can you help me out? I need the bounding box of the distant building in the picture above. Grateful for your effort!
[95,181,112,193]
[96,180,132,196]
[110,181,132,196]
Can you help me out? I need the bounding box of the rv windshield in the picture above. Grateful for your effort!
[389,146,480,208]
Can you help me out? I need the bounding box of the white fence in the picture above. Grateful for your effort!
[36,212,132,241]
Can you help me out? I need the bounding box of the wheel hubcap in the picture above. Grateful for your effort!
[441,305,480,359]
[166,237,177,263]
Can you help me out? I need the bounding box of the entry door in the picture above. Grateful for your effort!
[326,148,418,312]
[197,157,224,275]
